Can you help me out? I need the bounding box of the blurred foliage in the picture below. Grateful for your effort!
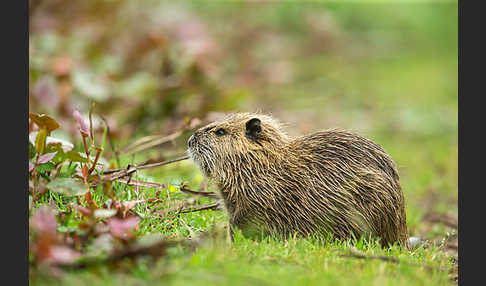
[29,0,457,136]
[29,0,248,138]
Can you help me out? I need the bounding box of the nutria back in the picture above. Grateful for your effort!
[188,112,408,247]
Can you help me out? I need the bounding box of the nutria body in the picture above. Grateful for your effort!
[187,113,408,247]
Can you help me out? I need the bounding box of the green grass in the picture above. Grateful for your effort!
[32,216,455,286]
[30,157,456,286]
[33,218,455,286]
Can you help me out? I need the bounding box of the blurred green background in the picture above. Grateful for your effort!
[29,0,457,284]
[29,0,457,218]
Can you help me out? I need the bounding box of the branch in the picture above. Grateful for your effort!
[165,203,222,215]
[177,203,221,214]
[102,155,189,175]
[179,184,218,199]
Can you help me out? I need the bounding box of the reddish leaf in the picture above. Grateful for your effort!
[120,200,147,218]
[31,206,57,236]
[73,205,92,217]
[72,109,89,137]
[38,151,58,164]
[107,217,140,240]
[47,246,81,265]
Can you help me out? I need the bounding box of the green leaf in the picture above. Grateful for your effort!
[52,150,89,164]
[63,151,90,163]
[46,178,89,196]
[36,162,55,173]
[42,140,87,163]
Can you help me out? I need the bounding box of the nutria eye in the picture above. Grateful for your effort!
[215,128,226,136]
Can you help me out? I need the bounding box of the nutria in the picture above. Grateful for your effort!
[187,112,408,247]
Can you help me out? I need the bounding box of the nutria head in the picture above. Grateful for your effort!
[187,113,290,179]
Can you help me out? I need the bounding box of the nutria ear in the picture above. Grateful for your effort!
[245,118,262,140]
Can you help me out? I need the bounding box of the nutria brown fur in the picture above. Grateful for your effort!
[187,112,408,247]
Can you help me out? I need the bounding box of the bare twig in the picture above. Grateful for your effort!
[178,203,221,213]
[117,178,166,189]
[169,203,222,214]
[180,184,218,199]
[91,156,189,188]
[103,155,189,175]
[135,155,190,171]
[88,147,102,175]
